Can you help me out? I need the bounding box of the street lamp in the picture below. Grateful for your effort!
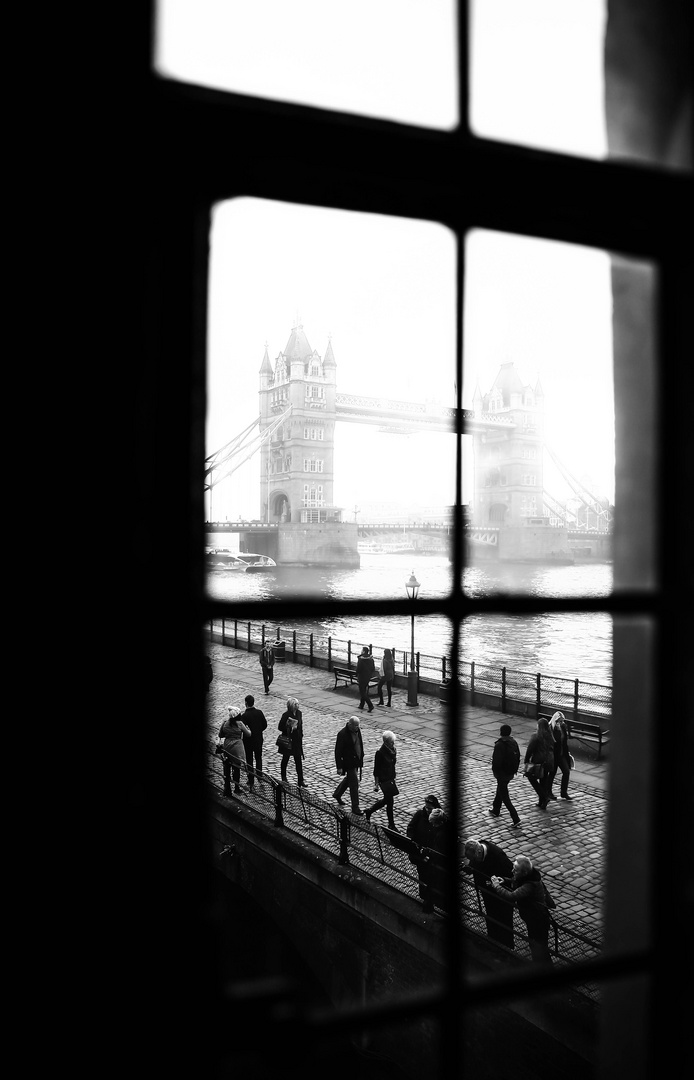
[405,571,420,706]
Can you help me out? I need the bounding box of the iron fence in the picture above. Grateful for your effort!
[208,747,603,981]
[209,618,612,717]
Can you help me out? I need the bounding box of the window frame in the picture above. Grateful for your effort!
[140,4,692,1076]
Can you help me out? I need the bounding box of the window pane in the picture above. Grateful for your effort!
[463,229,615,594]
[206,197,456,595]
[469,0,608,159]
[155,0,459,130]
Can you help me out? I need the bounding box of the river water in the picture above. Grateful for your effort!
[206,552,613,685]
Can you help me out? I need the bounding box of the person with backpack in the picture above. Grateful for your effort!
[489,723,521,827]
[259,641,275,694]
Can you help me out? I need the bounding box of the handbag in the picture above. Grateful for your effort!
[381,780,400,797]
[568,753,575,770]
[214,739,226,758]
[524,762,544,779]
[276,733,293,755]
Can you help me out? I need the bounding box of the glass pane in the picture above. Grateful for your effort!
[459,613,611,990]
[463,229,615,594]
[469,0,608,159]
[469,0,692,171]
[155,0,458,130]
[206,615,450,1008]
[206,197,456,596]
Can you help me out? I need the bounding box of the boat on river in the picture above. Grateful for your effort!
[206,548,248,571]
[239,553,277,573]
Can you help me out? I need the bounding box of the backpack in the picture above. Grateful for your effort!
[492,737,520,776]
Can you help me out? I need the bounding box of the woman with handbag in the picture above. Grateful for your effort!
[277,697,307,788]
[217,705,252,797]
[523,716,555,810]
[364,730,399,829]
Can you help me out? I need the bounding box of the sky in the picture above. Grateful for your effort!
[156,0,614,522]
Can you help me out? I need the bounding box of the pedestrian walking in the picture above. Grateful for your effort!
[217,706,252,797]
[490,855,555,964]
[259,641,275,694]
[523,717,555,810]
[406,794,441,847]
[489,724,521,826]
[356,646,375,712]
[462,838,515,949]
[277,697,306,787]
[242,693,267,790]
[364,730,399,829]
[376,648,395,707]
[548,710,574,800]
[333,715,365,814]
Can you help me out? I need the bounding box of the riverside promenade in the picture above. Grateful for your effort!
[205,641,608,947]
[206,639,608,946]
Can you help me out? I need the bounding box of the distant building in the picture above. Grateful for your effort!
[258,324,341,524]
[471,363,545,528]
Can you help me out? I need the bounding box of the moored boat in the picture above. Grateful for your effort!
[206,548,248,571]
[239,553,277,572]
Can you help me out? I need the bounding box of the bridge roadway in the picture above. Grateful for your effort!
[206,644,607,948]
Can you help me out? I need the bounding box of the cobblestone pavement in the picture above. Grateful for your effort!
[206,644,608,943]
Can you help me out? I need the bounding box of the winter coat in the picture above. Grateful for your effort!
[334,724,365,772]
[525,732,554,768]
[259,645,275,670]
[494,868,551,940]
[373,744,397,785]
[492,735,520,778]
[219,717,250,766]
[278,709,304,758]
[242,707,267,750]
[356,653,375,691]
[467,841,513,889]
[380,655,395,681]
[550,719,570,764]
[406,808,433,848]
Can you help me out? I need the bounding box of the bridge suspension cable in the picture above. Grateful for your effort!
[543,442,612,525]
[205,407,292,490]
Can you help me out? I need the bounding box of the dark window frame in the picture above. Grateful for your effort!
[139,4,692,1076]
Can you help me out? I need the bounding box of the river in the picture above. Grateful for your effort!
[206,552,613,685]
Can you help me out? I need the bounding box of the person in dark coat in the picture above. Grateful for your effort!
[524,717,555,809]
[278,697,306,788]
[217,706,252,797]
[356,646,375,712]
[333,715,365,814]
[406,794,441,847]
[418,808,450,913]
[365,730,399,829]
[242,693,267,790]
[376,648,395,707]
[548,710,573,800]
[490,723,521,826]
[491,855,554,964]
[259,642,275,694]
[462,838,516,949]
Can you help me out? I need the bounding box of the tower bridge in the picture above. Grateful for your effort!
[205,323,611,565]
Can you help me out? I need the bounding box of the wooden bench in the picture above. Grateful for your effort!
[565,719,610,758]
[332,665,380,691]
[538,708,610,759]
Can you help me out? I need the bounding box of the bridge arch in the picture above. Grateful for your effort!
[488,502,507,524]
[269,490,290,523]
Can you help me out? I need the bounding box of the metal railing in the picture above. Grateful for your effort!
[209,751,603,982]
[208,618,612,718]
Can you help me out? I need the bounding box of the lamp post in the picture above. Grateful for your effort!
[405,571,420,706]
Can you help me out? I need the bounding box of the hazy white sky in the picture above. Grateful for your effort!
[156,0,614,521]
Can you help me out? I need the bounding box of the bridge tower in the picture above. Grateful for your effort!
[471,362,545,528]
[258,324,339,524]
